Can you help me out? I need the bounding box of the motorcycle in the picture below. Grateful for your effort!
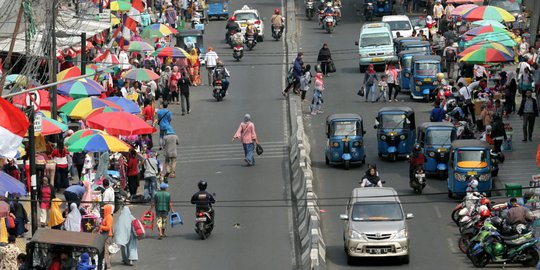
[195,210,214,240]
[410,166,426,194]
[490,151,504,177]
[232,45,244,61]
[226,30,237,48]
[306,0,315,20]
[212,79,226,101]
[470,230,539,267]
[455,119,475,139]
[272,26,283,41]
[334,5,342,24]
[364,2,374,21]
[323,14,335,33]
[246,34,256,51]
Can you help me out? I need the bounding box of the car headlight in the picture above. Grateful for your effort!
[399,135,406,140]
[429,151,435,157]
[380,135,386,141]
[349,230,364,240]
[332,142,340,148]
[353,141,361,147]
[455,173,467,182]
[478,174,490,181]
[360,54,369,58]
[384,51,394,56]
[415,80,422,86]
[395,229,408,240]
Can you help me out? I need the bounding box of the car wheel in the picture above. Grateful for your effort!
[344,160,350,170]
[257,35,264,42]
[325,156,329,165]
[361,157,366,164]
[401,255,410,265]
[346,254,355,265]
[448,190,453,198]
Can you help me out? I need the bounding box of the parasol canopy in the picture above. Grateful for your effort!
[68,133,130,153]
[140,24,178,38]
[59,97,123,120]
[462,5,516,22]
[86,111,156,136]
[57,78,106,99]
[104,97,141,114]
[122,68,160,81]
[0,171,27,196]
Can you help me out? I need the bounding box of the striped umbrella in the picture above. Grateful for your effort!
[466,32,517,47]
[11,90,72,110]
[462,5,516,22]
[110,0,131,11]
[68,133,130,153]
[87,111,156,136]
[57,78,106,98]
[128,41,155,52]
[57,66,96,81]
[105,97,142,114]
[450,4,478,17]
[84,106,123,119]
[141,24,178,38]
[65,129,106,146]
[35,113,69,136]
[122,68,160,81]
[471,20,506,28]
[465,25,514,38]
[60,97,123,119]
[152,47,189,58]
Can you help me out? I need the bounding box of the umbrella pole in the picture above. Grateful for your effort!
[28,107,38,235]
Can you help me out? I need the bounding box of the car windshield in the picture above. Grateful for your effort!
[386,21,412,31]
[426,130,455,145]
[183,37,198,50]
[415,62,438,76]
[235,12,258,21]
[457,150,487,168]
[333,121,358,136]
[351,202,403,221]
[411,17,426,28]
[361,33,392,47]
[490,0,520,13]
[381,114,406,129]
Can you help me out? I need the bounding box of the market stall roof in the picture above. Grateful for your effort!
[29,229,108,254]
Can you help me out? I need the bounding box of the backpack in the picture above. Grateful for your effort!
[132,218,146,239]
[214,67,225,80]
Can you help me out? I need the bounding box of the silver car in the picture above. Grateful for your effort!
[340,187,413,265]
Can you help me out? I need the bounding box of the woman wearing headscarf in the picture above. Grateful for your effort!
[232,114,259,166]
[317,43,332,77]
[48,198,64,230]
[363,64,378,102]
[311,73,325,115]
[38,176,54,227]
[114,206,138,266]
[64,203,81,232]
[385,62,401,102]
[169,66,181,104]
[188,48,201,86]
[99,205,114,269]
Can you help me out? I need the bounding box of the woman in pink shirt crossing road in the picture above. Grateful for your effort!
[232,114,259,166]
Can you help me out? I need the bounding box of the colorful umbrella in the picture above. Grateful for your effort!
[93,51,120,65]
[471,20,506,28]
[110,0,131,11]
[105,97,142,114]
[38,115,69,136]
[37,110,66,122]
[122,68,160,81]
[459,42,514,63]
[140,24,178,38]
[60,97,123,119]
[0,171,27,196]
[152,47,189,58]
[86,64,114,74]
[459,41,514,57]
[3,74,29,86]
[450,4,478,17]
[466,32,517,47]
[465,25,514,38]
[11,90,73,110]
[57,66,96,81]
[111,15,121,26]
[65,129,106,146]
[446,0,483,3]
[462,5,516,22]
[68,133,130,153]
[87,111,156,136]
[128,41,155,52]
[57,78,106,98]
[84,106,123,119]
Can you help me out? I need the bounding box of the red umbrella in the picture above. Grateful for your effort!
[86,111,156,136]
[11,90,72,110]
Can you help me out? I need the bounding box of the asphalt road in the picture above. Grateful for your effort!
[293,0,494,269]
[118,0,295,269]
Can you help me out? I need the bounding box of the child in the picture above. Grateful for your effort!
[376,75,388,102]
[311,73,324,115]
[300,65,312,102]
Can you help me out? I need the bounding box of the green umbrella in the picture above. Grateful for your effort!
[110,0,131,11]
[127,41,155,52]
[122,68,160,81]
[466,32,517,47]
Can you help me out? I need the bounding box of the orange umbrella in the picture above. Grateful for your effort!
[86,111,156,136]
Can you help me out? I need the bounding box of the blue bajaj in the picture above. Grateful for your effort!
[417,122,456,179]
[325,114,366,170]
[394,37,422,54]
[398,50,427,92]
[410,55,441,102]
[470,230,539,268]
[447,140,492,198]
[369,0,392,16]
[374,107,416,162]
[207,0,229,20]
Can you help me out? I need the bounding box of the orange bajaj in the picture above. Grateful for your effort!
[447,140,492,198]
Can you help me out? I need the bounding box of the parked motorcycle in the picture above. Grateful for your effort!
[195,210,214,240]
[246,34,256,51]
[410,166,426,194]
[306,0,315,20]
[469,230,539,267]
[233,45,244,61]
[212,79,226,101]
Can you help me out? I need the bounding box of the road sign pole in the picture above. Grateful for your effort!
[28,107,38,235]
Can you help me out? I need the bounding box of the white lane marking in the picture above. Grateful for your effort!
[447,237,459,253]
[433,205,443,219]
[178,155,287,163]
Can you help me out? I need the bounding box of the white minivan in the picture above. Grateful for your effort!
[382,15,414,38]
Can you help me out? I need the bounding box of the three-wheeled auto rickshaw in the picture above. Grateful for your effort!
[26,229,107,269]
[400,41,431,55]
[447,139,492,198]
[398,49,428,92]
[365,0,393,16]
[325,114,366,170]
[410,55,441,102]
[207,0,229,20]
[417,122,457,179]
[394,36,422,54]
[374,107,416,161]
[176,29,205,65]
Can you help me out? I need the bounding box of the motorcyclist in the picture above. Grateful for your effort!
[271,9,285,35]
[360,165,383,187]
[190,180,216,219]
[245,21,259,43]
[409,143,427,183]
[212,61,231,92]
[320,2,335,26]
[506,197,534,226]
[332,0,342,21]
[231,31,245,46]
[445,99,465,121]
[225,16,241,41]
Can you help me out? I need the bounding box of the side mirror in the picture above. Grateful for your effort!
[374,119,379,129]
[406,213,414,219]
[354,41,359,46]
[405,118,411,125]
[381,180,387,184]
[373,125,378,129]
[339,214,348,220]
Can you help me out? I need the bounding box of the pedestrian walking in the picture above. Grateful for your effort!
[48,198,64,230]
[157,101,173,148]
[143,152,160,201]
[376,75,388,102]
[102,179,115,213]
[188,48,202,86]
[443,44,457,79]
[178,72,191,115]
[127,149,139,199]
[64,203,81,232]
[50,142,70,191]
[232,114,259,166]
[204,47,219,86]
[150,183,174,240]
[159,66,171,102]
[385,63,400,102]
[300,64,312,102]
[163,130,179,178]
[363,64,378,102]
[165,3,178,29]
[311,73,325,114]
[518,66,534,95]
[518,90,538,141]
[317,43,332,77]
[169,66,181,104]
[491,115,507,154]
[38,177,54,227]
[99,205,113,269]
[283,53,304,95]
[458,81,476,123]
[114,206,138,266]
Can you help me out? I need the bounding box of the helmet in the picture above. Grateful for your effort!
[468,177,479,189]
[436,73,445,81]
[479,205,491,218]
[413,143,421,152]
[198,180,208,191]
[490,216,503,228]
[230,16,236,21]
[274,8,280,14]
[326,2,332,7]
[480,197,491,206]
[491,241,505,255]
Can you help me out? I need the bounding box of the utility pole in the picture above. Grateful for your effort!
[0,3,24,95]
[81,32,86,75]
[28,106,37,235]
[49,0,58,120]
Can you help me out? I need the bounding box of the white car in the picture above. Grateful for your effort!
[382,15,414,38]
[233,5,264,41]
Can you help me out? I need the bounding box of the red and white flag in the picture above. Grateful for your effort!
[0,97,30,158]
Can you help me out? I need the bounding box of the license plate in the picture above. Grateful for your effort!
[372,58,383,62]
[196,217,207,222]
[240,23,246,27]
[438,148,447,152]
[424,78,432,82]
[215,86,222,90]
[326,18,334,22]
[467,171,477,176]
[367,248,389,254]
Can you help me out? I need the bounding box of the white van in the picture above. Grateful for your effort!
[382,15,414,38]
[356,23,396,72]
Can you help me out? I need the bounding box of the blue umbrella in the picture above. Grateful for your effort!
[105,97,141,114]
[0,171,27,196]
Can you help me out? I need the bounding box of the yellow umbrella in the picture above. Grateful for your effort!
[111,15,121,26]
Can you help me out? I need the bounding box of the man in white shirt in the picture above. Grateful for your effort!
[204,47,219,86]
[473,64,487,81]
[458,81,479,123]
[102,179,115,213]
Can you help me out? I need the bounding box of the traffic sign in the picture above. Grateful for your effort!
[34,113,42,133]
[25,91,41,111]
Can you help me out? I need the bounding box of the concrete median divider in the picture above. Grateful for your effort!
[288,93,327,270]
